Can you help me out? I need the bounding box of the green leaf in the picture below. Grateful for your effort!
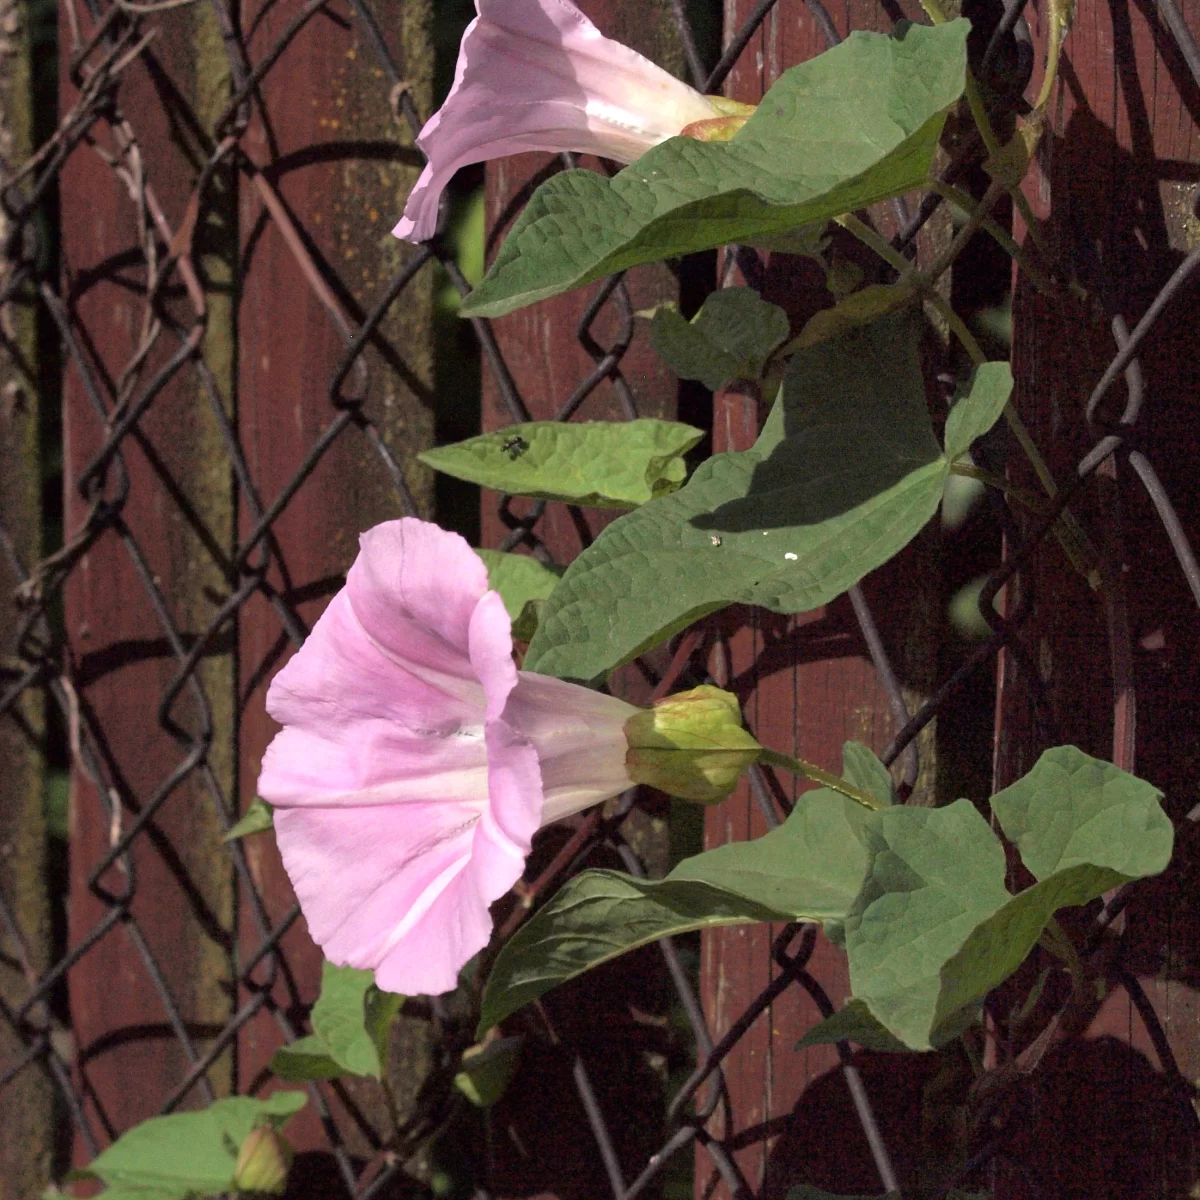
[223,797,273,842]
[364,985,405,1072]
[669,787,874,915]
[845,758,1173,1050]
[944,361,1015,459]
[476,550,564,643]
[647,288,790,390]
[311,962,401,1080]
[793,284,916,348]
[795,998,913,1054]
[89,1191,181,1200]
[269,1035,344,1082]
[744,223,831,259]
[526,315,1012,683]
[479,871,789,1033]
[990,745,1173,884]
[419,420,704,510]
[79,1092,305,1197]
[454,1036,524,1107]
[845,800,1008,1050]
[840,742,895,807]
[462,22,969,318]
[481,790,876,1033]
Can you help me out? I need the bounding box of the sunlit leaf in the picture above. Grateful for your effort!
[311,962,402,1080]
[990,745,1172,884]
[481,789,876,1033]
[77,1092,305,1198]
[840,742,895,808]
[846,755,1173,1050]
[223,797,273,842]
[420,420,704,509]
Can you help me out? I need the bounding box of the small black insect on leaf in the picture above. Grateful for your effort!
[501,435,529,460]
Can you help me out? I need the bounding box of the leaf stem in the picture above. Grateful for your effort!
[1039,916,1084,982]
[930,181,1061,298]
[949,462,1051,514]
[757,747,888,811]
[835,212,913,279]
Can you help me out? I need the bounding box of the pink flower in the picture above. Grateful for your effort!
[394,0,727,243]
[258,518,637,996]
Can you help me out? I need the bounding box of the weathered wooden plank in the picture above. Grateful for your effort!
[0,0,52,1189]
[997,0,1200,1192]
[59,0,237,1143]
[234,0,438,1169]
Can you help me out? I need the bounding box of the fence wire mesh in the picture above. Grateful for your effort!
[1,0,1199,1196]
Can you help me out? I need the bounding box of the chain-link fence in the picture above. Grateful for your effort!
[2,0,1199,1196]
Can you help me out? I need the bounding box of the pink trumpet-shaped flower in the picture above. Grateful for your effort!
[394,0,728,243]
[258,518,638,996]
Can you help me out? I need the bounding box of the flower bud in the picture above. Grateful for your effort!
[233,1125,293,1196]
[624,685,761,803]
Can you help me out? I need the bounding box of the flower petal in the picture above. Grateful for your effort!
[504,671,637,823]
[393,0,718,242]
[261,590,490,806]
[347,518,490,689]
[275,719,543,996]
[370,722,541,993]
[274,799,482,983]
[469,588,518,722]
[477,719,543,883]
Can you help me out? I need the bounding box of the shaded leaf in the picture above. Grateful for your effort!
[223,797,273,842]
[526,315,1011,683]
[481,790,876,1033]
[462,23,969,318]
[480,872,789,1034]
[647,288,790,390]
[269,1035,344,1082]
[364,985,405,1071]
[420,420,704,509]
[454,1036,524,1107]
[794,284,915,348]
[79,1092,305,1198]
[311,962,400,1080]
[944,362,1015,459]
[795,998,913,1053]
